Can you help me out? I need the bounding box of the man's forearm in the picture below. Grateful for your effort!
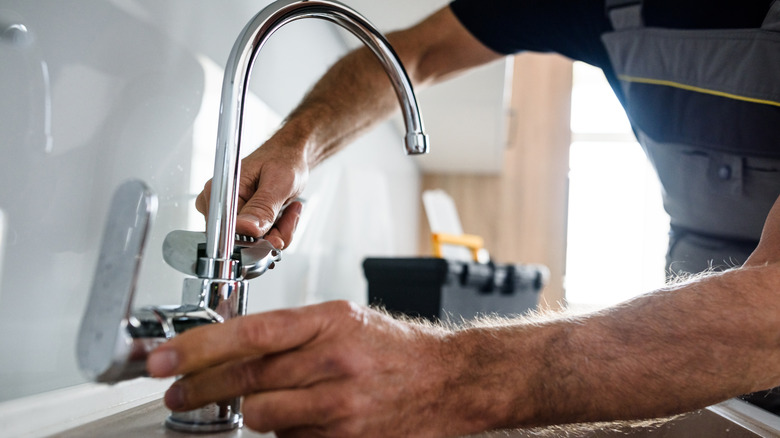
[449,264,780,429]
[279,43,408,168]
[266,7,503,169]
[204,7,502,240]
[146,260,780,436]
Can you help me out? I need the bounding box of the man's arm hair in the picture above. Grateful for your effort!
[195,6,502,240]
[436,263,780,429]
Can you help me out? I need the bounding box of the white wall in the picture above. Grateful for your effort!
[0,0,421,403]
[343,0,512,174]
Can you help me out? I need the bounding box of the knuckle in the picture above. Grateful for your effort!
[317,301,376,374]
[242,197,277,219]
[328,301,374,334]
[195,193,208,214]
[230,359,264,393]
[329,403,368,438]
[238,174,259,196]
[235,317,268,349]
[325,300,364,321]
[310,350,352,379]
[325,388,366,421]
[339,395,363,419]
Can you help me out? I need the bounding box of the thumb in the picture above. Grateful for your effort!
[236,191,282,238]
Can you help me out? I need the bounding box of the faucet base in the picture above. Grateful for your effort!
[165,401,243,433]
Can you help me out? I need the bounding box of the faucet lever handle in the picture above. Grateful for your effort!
[77,180,157,382]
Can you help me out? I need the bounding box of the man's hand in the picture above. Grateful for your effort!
[195,138,308,250]
[150,195,780,438]
[146,302,492,438]
[192,6,502,252]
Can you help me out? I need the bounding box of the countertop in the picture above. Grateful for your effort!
[52,398,779,438]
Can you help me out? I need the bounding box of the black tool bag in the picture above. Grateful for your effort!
[363,257,547,324]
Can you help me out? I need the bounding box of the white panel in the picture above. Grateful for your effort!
[342,0,511,174]
[0,379,173,438]
[0,0,422,411]
[0,209,4,302]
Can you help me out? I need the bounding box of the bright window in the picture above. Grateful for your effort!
[565,62,670,312]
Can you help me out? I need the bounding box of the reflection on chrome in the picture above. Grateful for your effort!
[40,60,52,154]
[0,209,5,300]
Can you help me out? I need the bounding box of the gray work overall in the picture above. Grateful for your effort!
[602,0,780,276]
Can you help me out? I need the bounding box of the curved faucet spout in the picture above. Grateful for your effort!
[204,0,430,279]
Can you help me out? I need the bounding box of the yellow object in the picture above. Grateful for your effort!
[431,232,484,262]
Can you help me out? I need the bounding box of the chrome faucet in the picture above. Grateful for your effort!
[77,0,428,433]
[205,0,429,282]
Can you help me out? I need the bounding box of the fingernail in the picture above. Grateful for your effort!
[237,214,260,228]
[165,384,185,411]
[147,349,179,376]
[290,201,304,215]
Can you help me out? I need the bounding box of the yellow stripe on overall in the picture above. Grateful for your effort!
[618,74,780,108]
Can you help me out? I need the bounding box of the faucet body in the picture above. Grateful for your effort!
[78,0,428,434]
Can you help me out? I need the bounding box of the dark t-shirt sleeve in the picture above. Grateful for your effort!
[447,0,773,87]
[449,0,614,69]
[448,0,774,110]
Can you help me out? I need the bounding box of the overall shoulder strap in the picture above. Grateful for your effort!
[605,0,643,30]
[762,0,780,31]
